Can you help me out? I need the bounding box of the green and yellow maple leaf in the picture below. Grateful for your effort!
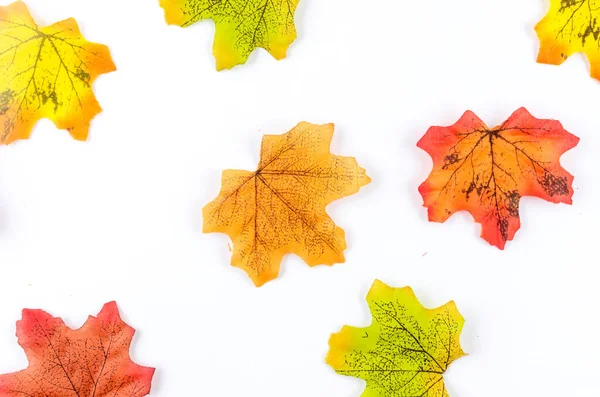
[159,0,300,70]
[326,280,466,397]
[0,1,116,144]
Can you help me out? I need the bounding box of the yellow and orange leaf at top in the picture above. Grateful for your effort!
[0,1,115,144]
[535,0,600,80]
[203,122,371,286]
[159,0,299,70]
[417,108,579,249]
[326,280,466,397]
[0,302,155,397]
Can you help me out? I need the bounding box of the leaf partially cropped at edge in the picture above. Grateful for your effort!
[203,122,371,286]
[0,302,155,397]
[326,279,466,397]
[0,1,116,144]
[159,0,300,70]
[535,0,600,80]
[417,107,579,249]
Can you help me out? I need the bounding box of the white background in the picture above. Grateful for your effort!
[0,0,597,396]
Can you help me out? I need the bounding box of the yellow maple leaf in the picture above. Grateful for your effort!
[159,0,300,70]
[203,122,371,286]
[535,0,600,80]
[0,1,116,144]
[327,280,466,397]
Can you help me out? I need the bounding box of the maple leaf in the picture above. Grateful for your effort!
[326,280,466,397]
[203,122,371,286]
[535,0,600,80]
[417,107,579,249]
[0,302,155,397]
[0,1,116,144]
[159,0,300,70]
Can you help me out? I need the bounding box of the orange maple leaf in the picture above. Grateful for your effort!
[417,108,579,249]
[0,302,155,397]
[203,122,371,286]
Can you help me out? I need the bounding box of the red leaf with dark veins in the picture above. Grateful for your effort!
[0,302,154,397]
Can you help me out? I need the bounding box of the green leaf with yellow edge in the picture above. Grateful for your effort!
[159,0,299,70]
[326,280,466,397]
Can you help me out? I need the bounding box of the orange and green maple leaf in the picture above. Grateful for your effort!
[159,0,300,70]
[203,122,371,286]
[417,108,579,249]
[535,0,600,80]
[326,280,466,397]
[0,1,116,144]
[0,302,155,397]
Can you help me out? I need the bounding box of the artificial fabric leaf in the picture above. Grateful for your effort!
[417,107,579,249]
[535,0,600,80]
[326,280,466,397]
[0,302,155,397]
[159,0,299,70]
[203,122,370,286]
[0,1,116,144]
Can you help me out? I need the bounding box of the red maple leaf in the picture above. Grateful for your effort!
[0,302,154,397]
[417,107,579,249]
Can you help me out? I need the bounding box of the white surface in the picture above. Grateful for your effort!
[0,0,597,396]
